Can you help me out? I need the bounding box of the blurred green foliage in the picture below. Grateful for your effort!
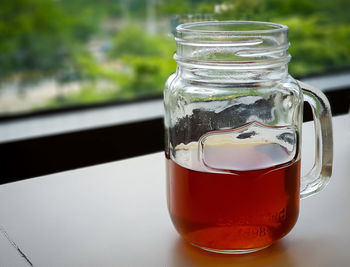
[0,0,101,78]
[214,0,350,77]
[44,26,176,107]
[109,26,176,97]
[280,17,350,75]
[0,0,349,112]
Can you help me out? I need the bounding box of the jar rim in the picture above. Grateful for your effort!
[174,20,290,69]
[176,20,288,36]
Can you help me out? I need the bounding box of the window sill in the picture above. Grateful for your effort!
[0,72,349,183]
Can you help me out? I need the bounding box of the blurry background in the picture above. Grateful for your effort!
[0,0,349,182]
[0,0,349,117]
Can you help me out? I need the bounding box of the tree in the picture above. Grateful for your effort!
[0,0,99,79]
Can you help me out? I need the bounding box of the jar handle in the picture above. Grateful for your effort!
[298,80,333,199]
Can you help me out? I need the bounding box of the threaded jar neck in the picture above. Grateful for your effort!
[174,21,290,71]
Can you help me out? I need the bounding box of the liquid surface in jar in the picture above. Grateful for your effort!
[166,141,300,251]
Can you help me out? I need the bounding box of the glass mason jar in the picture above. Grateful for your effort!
[164,21,333,254]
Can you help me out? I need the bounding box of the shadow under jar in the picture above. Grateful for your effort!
[164,21,333,254]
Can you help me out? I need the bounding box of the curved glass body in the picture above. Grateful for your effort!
[164,21,332,254]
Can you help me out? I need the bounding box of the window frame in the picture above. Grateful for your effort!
[0,72,349,184]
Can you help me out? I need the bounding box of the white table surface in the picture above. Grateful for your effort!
[0,114,349,267]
